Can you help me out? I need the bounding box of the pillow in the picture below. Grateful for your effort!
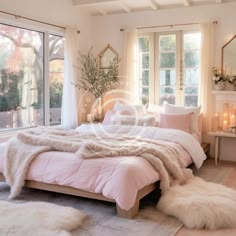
[102,110,117,125]
[163,102,201,134]
[147,103,163,114]
[111,115,157,127]
[159,113,192,133]
[113,102,146,116]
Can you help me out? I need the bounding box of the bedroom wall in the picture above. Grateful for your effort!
[90,2,236,161]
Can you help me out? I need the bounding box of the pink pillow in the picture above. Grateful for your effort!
[159,113,192,133]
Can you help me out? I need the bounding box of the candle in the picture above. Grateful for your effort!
[223,120,228,131]
[87,113,92,122]
[230,114,235,126]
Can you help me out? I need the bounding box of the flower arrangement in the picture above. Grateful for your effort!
[211,67,226,84]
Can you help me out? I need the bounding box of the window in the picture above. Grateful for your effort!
[138,31,201,107]
[0,23,64,130]
[138,36,150,105]
[49,35,64,125]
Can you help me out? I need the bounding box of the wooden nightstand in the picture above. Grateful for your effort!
[208,131,236,165]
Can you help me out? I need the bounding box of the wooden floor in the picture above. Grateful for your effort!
[177,159,236,236]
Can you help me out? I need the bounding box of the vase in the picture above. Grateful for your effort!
[214,81,225,91]
[225,82,235,91]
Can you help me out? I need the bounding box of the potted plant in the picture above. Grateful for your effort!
[226,75,236,91]
[77,48,120,120]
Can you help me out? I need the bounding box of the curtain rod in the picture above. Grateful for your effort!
[120,20,218,31]
[0,10,80,34]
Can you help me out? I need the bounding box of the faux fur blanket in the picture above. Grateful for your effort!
[5,127,192,199]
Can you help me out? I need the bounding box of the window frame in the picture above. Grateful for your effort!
[0,21,64,131]
[138,29,201,106]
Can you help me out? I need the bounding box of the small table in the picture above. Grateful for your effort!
[208,131,236,165]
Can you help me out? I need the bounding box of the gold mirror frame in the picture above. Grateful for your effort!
[222,35,236,76]
[98,44,118,69]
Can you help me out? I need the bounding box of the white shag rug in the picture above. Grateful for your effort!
[157,176,236,230]
[0,201,85,236]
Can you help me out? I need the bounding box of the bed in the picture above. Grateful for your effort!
[0,124,206,218]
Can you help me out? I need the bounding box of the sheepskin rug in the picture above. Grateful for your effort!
[157,176,236,230]
[0,201,85,236]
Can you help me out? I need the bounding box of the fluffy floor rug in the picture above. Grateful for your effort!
[0,201,85,236]
[157,176,236,230]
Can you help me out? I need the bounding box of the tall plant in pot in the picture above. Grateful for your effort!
[77,49,120,120]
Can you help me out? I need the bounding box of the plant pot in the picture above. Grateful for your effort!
[214,81,225,91]
[225,82,235,91]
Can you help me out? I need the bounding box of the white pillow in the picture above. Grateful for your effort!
[113,102,146,116]
[111,115,157,127]
[163,102,201,135]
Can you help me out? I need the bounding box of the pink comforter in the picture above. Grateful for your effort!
[0,140,191,211]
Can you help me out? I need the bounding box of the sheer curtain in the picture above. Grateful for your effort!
[61,28,80,129]
[123,29,139,104]
[199,23,215,137]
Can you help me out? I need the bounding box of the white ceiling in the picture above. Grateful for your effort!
[72,0,236,16]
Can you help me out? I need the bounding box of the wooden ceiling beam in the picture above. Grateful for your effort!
[72,0,119,7]
[183,0,191,7]
[120,1,131,13]
[149,0,160,10]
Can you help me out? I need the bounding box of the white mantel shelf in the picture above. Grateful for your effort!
[212,90,236,95]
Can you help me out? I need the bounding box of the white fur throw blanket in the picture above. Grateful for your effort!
[5,127,192,199]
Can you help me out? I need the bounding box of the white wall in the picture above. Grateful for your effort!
[0,0,91,51]
[90,2,236,67]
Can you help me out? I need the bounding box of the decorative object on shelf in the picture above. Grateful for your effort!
[98,44,119,70]
[214,103,236,132]
[77,48,120,120]
[211,67,226,91]
[225,75,236,91]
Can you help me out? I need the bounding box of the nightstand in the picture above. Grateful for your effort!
[208,131,236,165]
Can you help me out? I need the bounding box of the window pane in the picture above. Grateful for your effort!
[184,95,198,107]
[183,32,201,107]
[142,53,149,69]
[184,33,201,50]
[138,37,149,52]
[160,95,176,105]
[184,69,199,85]
[160,53,175,68]
[160,70,176,86]
[184,51,200,68]
[160,35,176,51]
[0,24,43,129]
[142,71,149,86]
[49,35,64,125]
[138,36,150,105]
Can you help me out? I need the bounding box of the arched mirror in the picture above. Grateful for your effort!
[98,44,118,69]
[222,35,236,76]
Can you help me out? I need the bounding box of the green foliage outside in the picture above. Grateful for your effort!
[0,70,22,112]
[50,78,63,108]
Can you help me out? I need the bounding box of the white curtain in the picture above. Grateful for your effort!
[61,28,80,129]
[123,29,139,104]
[199,23,215,136]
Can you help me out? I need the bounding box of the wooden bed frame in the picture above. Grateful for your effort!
[0,173,157,219]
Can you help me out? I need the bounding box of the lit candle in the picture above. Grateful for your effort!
[223,120,228,131]
[230,114,236,126]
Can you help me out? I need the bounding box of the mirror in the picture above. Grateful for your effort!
[222,35,236,76]
[98,44,118,69]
